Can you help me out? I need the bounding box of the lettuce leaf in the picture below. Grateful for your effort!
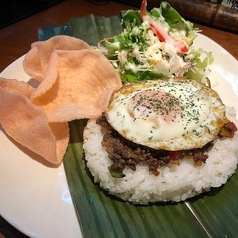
[104,2,213,84]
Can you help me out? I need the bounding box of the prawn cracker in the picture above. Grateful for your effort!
[0,78,69,164]
[23,35,91,82]
[31,49,122,122]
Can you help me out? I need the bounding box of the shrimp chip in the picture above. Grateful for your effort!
[0,78,69,164]
[0,77,35,97]
[31,49,122,122]
[23,35,91,82]
[1,36,121,164]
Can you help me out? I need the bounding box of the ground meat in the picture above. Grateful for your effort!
[193,152,208,165]
[96,114,212,176]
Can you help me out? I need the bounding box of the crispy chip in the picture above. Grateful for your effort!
[1,36,122,164]
[31,49,122,122]
[0,78,69,164]
[0,77,35,97]
[23,35,91,82]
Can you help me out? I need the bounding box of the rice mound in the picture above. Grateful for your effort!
[83,107,238,204]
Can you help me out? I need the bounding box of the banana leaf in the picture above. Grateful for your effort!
[39,14,238,238]
[38,14,125,44]
[64,120,208,238]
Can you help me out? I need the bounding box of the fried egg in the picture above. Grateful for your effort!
[105,78,227,151]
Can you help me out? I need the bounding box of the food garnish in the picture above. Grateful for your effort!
[219,121,238,138]
[140,0,188,54]
[100,1,214,84]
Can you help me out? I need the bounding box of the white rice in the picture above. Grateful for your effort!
[83,107,238,204]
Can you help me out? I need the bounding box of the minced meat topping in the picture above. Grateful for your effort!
[96,113,213,177]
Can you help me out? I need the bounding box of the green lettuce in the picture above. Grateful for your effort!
[104,1,214,84]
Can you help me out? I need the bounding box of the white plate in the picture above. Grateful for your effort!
[0,34,238,238]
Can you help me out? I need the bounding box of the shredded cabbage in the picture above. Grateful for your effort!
[100,2,214,84]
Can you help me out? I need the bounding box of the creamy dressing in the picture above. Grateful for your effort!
[117,19,188,77]
[143,15,188,53]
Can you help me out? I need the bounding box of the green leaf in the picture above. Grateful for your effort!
[187,173,238,237]
[158,2,193,33]
[64,120,208,238]
[38,14,125,45]
[122,10,142,26]
[63,119,238,238]
[119,70,166,83]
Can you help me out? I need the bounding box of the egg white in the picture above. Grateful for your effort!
[105,78,227,151]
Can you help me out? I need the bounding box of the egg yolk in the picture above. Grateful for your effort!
[127,90,182,126]
[105,79,226,150]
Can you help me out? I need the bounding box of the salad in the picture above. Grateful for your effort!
[100,0,214,84]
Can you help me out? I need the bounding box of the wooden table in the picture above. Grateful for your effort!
[0,0,237,237]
